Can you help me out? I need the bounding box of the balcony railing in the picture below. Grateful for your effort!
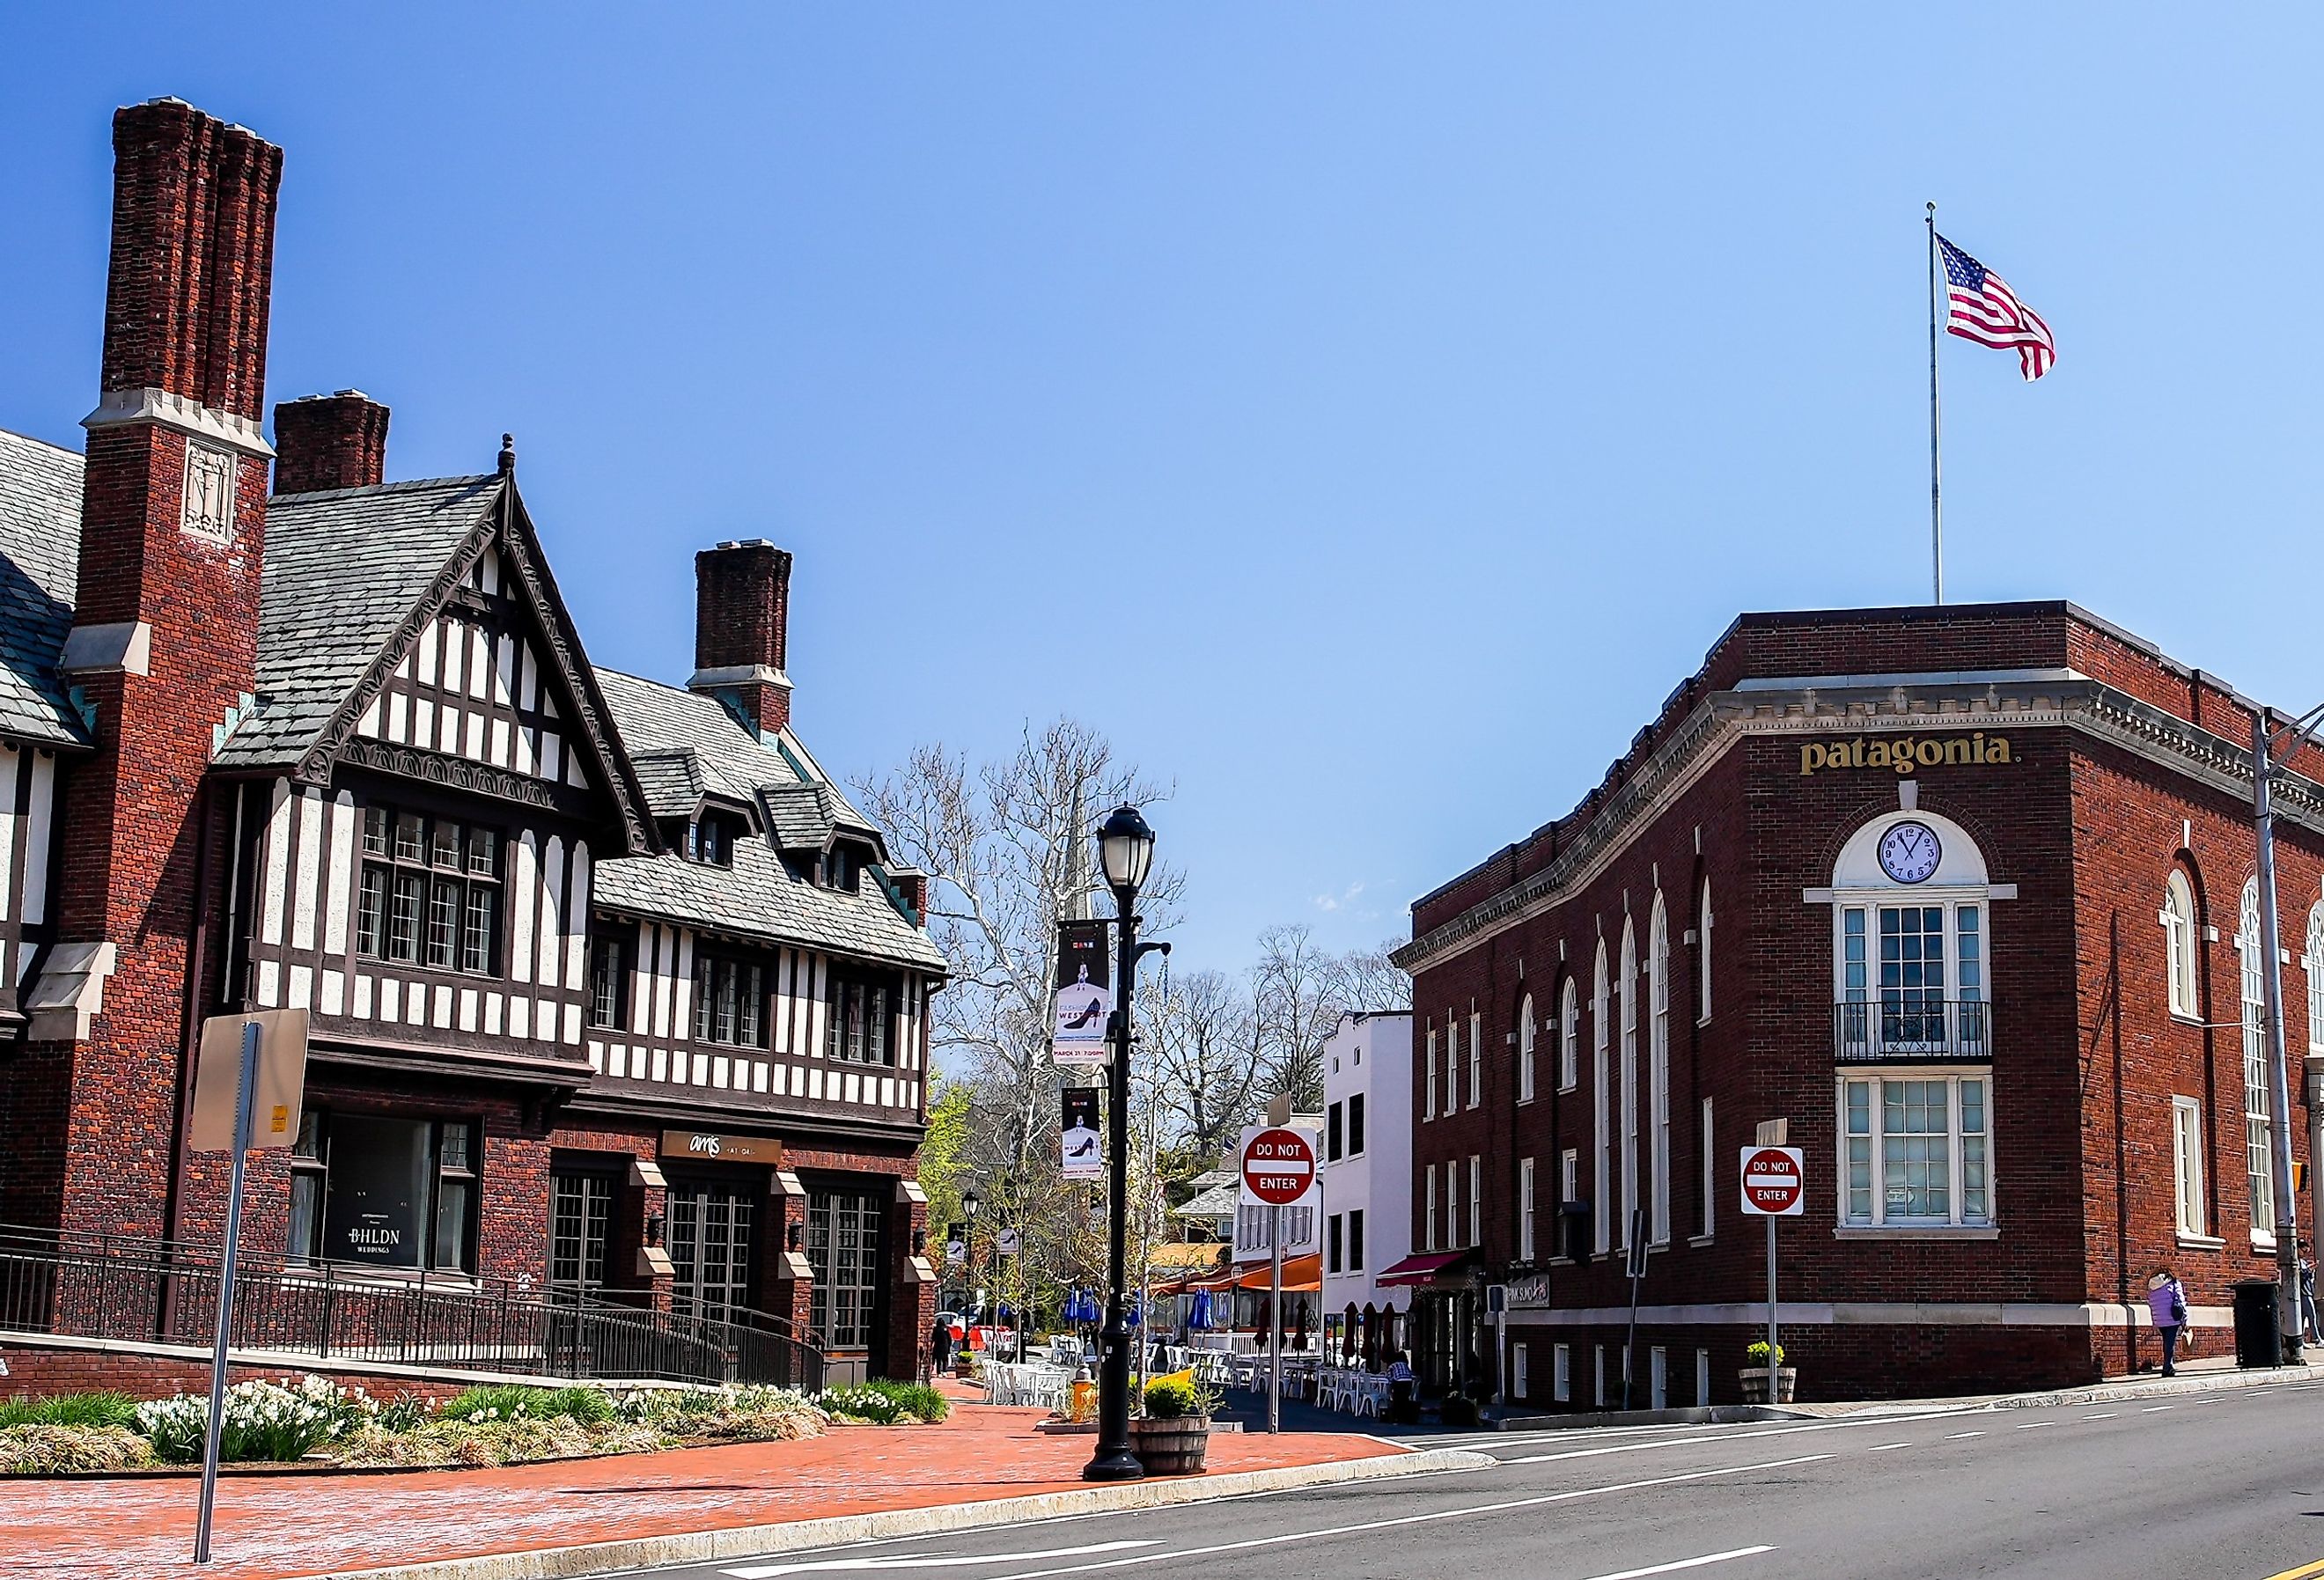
[0,1225,824,1393]
[1834,997,1993,1063]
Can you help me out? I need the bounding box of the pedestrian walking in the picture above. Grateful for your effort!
[2299,1241,2320,1344]
[931,1316,955,1374]
[2148,1267,2188,1378]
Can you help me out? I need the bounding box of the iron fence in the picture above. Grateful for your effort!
[0,1225,823,1393]
[1833,996,1994,1062]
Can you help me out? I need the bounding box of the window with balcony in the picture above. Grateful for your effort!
[1827,812,1996,1063]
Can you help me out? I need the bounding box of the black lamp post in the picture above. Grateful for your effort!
[1085,804,1163,1481]
[960,1187,981,1318]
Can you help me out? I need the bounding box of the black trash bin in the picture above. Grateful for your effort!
[2233,1279,2282,1368]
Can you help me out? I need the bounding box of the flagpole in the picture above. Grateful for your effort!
[1926,202,1943,605]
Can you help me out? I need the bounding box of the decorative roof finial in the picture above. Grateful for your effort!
[497,433,515,475]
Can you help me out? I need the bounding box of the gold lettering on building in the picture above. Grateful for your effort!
[1798,733,2011,777]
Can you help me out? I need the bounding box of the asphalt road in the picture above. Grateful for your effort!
[643,1381,2324,1580]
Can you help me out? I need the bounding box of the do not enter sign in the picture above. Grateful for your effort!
[1242,1127,1316,1206]
[1739,1146,1806,1216]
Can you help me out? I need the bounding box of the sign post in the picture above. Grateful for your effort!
[1621,1207,1647,1410]
[188,1010,309,1565]
[1739,1142,1806,1404]
[1240,1127,1315,1436]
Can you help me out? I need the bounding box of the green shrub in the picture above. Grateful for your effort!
[812,1378,947,1425]
[0,1393,138,1430]
[438,1384,614,1425]
[1141,1378,1206,1420]
[375,1391,430,1434]
[0,1424,156,1473]
[1746,1342,1786,1367]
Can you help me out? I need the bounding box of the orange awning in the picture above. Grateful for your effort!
[1234,1253,1322,1292]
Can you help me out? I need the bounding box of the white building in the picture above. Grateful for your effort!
[1319,1011,1413,1362]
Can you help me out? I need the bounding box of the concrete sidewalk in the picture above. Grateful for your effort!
[0,1401,1482,1580]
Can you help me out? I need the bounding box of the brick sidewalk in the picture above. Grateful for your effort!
[0,1404,1408,1580]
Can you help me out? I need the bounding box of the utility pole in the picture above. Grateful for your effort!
[2254,704,2324,1361]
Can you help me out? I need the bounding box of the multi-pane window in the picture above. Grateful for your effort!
[695,953,766,1048]
[1650,898,1671,1246]
[588,935,627,1030]
[1519,1157,1536,1260]
[1445,1019,1460,1111]
[1697,878,1714,1022]
[1619,922,1638,1252]
[2240,880,2274,1235]
[1445,1159,1460,1249]
[356,805,500,974]
[433,1121,478,1271]
[825,966,897,1064]
[1467,1010,1482,1109]
[1841,1074,1990,1227]
[2306,902,2324,1055]
[1517,995,1536,1104]
[280,1110,481,1273]
[1425,1028,1438,1121]
[1424,1165,1438,1252]
[670,1186,754,1323]
[2172,1097,2206,1239]
[549,1172,615,1302]
[1837,900,1988,1054]
[1592,943,1611,1255]
[1699,1097,1715,1239]
[2163,872,2200,1020]
[1467,1155,1482,1248]
[807,1188,883,1349]
[1559,980,1580,1091]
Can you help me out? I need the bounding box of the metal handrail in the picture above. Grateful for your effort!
[1833,997,1993,1062]
[0,1224,825,1392]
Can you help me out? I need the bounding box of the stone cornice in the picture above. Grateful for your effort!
[81,386,274,458]
[1394,673,2324,974]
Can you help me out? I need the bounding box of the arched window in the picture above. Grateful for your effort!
[2306,901,2324,1056]
[1559,979,1580,1092]
[1649,893,1672,1246]
[2239,878,2274,1234]
[1592,940,1610,1254]
[1618,916,1639,1253]
[1697,878,1714,1023]
[2163,871,2199,1020]
[1517,994,1537,1105]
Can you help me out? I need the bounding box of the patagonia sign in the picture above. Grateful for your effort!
[1799,733,2013,777]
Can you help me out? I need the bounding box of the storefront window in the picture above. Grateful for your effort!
[284,1110,482,1274]
[807,1188,884,1349]
[549,1172,614,1303]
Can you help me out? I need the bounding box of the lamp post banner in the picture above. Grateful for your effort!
[1053,919,1114,1064]
[1062,1087,1103,1179]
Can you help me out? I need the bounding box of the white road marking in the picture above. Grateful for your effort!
[727,1543,1159,1577]
[2081,1412,2119,1420]
[973,1454,1839,1580]
[1944,1431,1984,1439]
[1866,1443,1912,1451]
[2141,1405,2177,1413]
[1497,1409,1982,1468]
[2015,1422,2050,1430]
[1581,1547,1776,1580]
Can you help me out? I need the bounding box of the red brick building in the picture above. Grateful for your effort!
[1392,602,2324,1401]
[0,99,943,1385]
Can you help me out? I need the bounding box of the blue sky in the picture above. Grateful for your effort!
[3,7,2317,972]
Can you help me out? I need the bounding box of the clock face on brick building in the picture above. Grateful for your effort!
[1878,820,1943,884]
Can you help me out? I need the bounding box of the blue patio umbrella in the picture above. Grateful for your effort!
[1190,1288,1214,1329]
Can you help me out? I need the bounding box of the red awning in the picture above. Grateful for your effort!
[1373,1250,1474,1288]
[1234,1253,1322,1293]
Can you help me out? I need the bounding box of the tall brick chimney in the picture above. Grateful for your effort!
[26,99,283,1240]
[689,540,794,736]
[272,390,388,493]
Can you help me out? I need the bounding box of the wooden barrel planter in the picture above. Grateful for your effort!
[1128,1416,1210,1474]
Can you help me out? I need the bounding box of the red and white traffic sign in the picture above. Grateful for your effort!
[1241,1127,1316,1206]
[1739,1145,1806,1216]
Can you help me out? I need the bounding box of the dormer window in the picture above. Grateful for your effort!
[675,811,741,867]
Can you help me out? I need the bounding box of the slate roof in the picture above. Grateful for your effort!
[629,752,705,819]
[0,429,93,748]
[592,668,945,974]
[212,475,503,770]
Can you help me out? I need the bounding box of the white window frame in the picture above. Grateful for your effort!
[1424,1165,1438,1252]
[2240,878,2275,1242]
[1467,1155,1482,1249]
[1835,893,1989,1058]
[1553,1342,1572,1402]
[1697,877,1714,1024]
[1445,1017,1460,1114]
[2306,900,2324,1055]
[1649,895,1672,1246]
[1519,1157,1536,1260]
[1424,1025,1438,1121]
[1697,1097,1715,1240]
[1467,1010,1482,1109]
[1558,979,1580,1092]
[2163,871,2200,1021]
[2172,1095,2208,1241]
[1592,941,1612,1254]
[1837,1070,1994,1228]
[1619,918,1638,1251]
[1518,994,1536,1105]
[1446,1158,1460,1249]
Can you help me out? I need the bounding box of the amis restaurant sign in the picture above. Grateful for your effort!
[1799,731,2014,777]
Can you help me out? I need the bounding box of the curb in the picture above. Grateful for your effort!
[300,1445,1496,1580]
[1783,1361,2324,1419]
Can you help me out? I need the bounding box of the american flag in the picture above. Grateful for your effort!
[1938,235,2054,380]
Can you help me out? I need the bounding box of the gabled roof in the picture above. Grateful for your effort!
[591,667,945,974]
[0,429,93,748]
[213,474,501,771]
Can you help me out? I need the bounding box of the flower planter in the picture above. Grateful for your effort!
[1739,1367,1797,1405]
[1127,1415,1210,1474]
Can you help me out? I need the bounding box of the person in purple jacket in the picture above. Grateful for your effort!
[2149,1267,2189,1378]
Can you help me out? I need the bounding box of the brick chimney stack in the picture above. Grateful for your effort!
[28,99,283,1240]
[689,540,796,737]
[272,390,389,493]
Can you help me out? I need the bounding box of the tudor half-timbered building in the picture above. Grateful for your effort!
[0,98,944,1385]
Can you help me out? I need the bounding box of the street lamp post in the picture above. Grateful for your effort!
[960,1187,981,1327]
[1085,805,1165,1482]
[2254,702,2324,1363]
